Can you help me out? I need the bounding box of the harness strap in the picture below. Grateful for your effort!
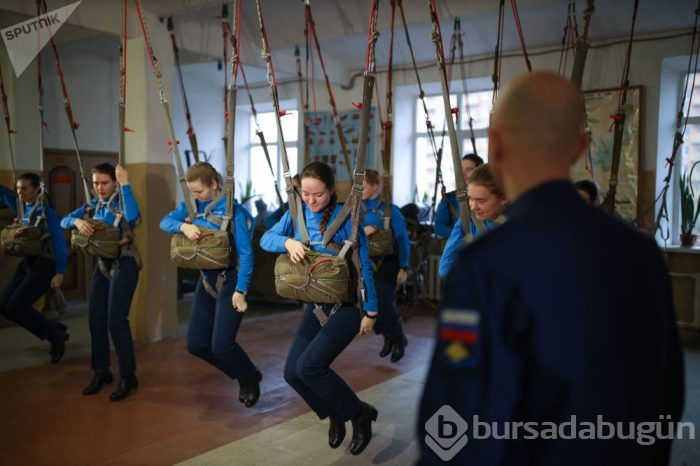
[201,270,226,300]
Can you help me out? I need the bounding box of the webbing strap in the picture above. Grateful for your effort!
[644,2,700,237]
[305,0,352,177]
[40,0,92,210]
[133,0,197,220]
[201,271,226,300]
[239,60,284,210]
[256,0,299,234]
[600,0,639,215]
[428,0,471,238]
[168,16,199,163]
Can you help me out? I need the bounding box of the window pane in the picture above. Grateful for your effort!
[415,136,457,205]
[415,94,457,133]
[280,111,299,143]
[253,112,278,143]
[462,137,489,162]
[682,124,700,235]
[250,144,279,212]
[685,73,700,118]
[463,90,492,130]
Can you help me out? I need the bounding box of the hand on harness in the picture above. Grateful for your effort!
[74,219,96,237]
[363,225,378,236]
[284,238,310,264]
[359,313,377,335]
[180,223,202,241]
[115,164,130,186]
[51,273,64,289]
[232,291,247,313]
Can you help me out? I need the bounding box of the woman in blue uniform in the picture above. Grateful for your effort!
[160,162,261,408]
[439,163,506,278]
[61,163,141,400]
[434,153,483,238]
[261,161,379,456]
[0,173,69,363]
[361,169,410,362]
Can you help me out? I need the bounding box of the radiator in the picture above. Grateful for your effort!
[423,254,442,301]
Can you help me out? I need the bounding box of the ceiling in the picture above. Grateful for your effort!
[1,0,698,83]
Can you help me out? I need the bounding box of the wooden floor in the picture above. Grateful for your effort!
[0,307,436,466]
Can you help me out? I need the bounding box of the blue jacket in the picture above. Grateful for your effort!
[61,185,140,239]
[438,218,497,278]
[160,196,253,293]
[0,184,68,274]
[260,204,379,312]
[361,195,410,268]
[419,181,685,466]
[238,203,255,240]
[434,191,459,238]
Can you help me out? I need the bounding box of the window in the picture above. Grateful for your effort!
[414,89,492,204]
[680,73,700,236]
[249,110,298,214]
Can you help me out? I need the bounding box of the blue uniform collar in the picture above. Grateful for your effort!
[363,195,382,210]
[505,180,579,220]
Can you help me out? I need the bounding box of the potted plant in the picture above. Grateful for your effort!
[679,161,700,246]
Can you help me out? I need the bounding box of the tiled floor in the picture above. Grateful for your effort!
[0,304,436,466]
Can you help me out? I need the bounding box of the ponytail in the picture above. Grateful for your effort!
[319,192,337,235]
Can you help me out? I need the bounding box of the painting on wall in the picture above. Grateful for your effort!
[306,108,377,180]
[572,86,642,221]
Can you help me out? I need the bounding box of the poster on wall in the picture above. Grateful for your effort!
[307,108,377,180]
[572,86,642,221]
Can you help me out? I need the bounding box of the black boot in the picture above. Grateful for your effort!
[83,369,114,395]
[378,335,393,358]
[110,374,138,401]
[349,402,378,456]
[390,336,407,363]
[328,415,346,449]
[239,370,262,408]
[48,324,70,364]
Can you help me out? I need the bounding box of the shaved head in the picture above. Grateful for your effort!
[488,71,588,201]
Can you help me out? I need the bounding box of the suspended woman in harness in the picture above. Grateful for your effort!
[438,163,507,278]
[61,163,141,400]
[360,169,410,363]
[261,162,380,456]
[433,153,483,238]
[0,174,69,363]
[160,161,262,408]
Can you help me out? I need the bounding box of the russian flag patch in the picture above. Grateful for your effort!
[440,309,480,367]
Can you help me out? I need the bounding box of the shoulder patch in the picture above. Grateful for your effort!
[439,308,480,368]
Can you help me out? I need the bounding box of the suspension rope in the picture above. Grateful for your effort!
[636,2,700,238]
[428,0,482,238]
[492,0,506,107]
[239,60,284,209]
[295,45,311,167]
[379,0,398,228]
[256,0,300,231]
[397,0,447,226]
[454,17,477,155]
[305,0,352,177]
[510,0,532,72]
[168,16,199,163]
[600,0,640,216]
[40,0,92,210]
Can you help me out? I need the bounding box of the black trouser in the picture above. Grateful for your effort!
[88,256,139,377]
[186,268,257,384]
[372,254,406,343]
[284,303,363,421]
[0,257,63,342]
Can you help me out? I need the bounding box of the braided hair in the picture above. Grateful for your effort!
[300,161,337,234]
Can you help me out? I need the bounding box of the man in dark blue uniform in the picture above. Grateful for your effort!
[418,71,685,465]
